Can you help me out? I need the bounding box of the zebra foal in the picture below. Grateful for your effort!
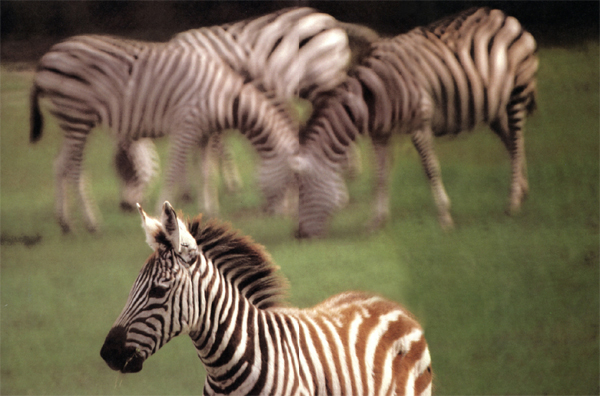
[295,7,538,237]
[101,201,432,395]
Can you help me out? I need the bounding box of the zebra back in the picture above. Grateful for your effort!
[174,7,351,102]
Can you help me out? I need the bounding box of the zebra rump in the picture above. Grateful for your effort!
[296,7,538,237]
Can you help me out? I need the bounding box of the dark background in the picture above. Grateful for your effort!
[1,1,598,63]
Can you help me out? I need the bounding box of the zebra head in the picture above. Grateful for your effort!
[101,201,199,373]
[294,148,350,238]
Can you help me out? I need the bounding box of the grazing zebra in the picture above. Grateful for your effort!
[29,7,354,231]
[30,35,299,233]
[295,7,538,238]
[169,7,366,216]
[101,201,432,395]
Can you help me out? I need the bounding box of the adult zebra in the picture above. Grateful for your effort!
[30,35,299,233]
[166,7,355,216]
[30,7,353,231]
[101,201,432,395]
[294,7,538,238]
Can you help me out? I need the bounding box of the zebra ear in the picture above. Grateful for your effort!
[137,203,163,251]
[160,201,181,252]
[160,201,199,264]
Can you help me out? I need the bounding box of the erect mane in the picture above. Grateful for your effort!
[187,216,287,309]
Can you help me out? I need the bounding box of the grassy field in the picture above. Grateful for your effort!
[1,42,598,395]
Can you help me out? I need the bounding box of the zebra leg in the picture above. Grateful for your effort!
[491,108,529,215]
[76,172,100,233]
[54,132,98,233]
[116,139,160,212]
[54,148,72,233]
[200,136,220,216]
[343,141,363,180]
[218,133,243,193]
[369,140,391,231]
[411,128,454,230]
[258,156,292,216]
[157,124,202,215]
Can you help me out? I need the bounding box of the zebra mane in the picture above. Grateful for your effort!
[187,216,287,309]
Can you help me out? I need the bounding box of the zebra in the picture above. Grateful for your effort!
[169,7,373,216]
[30,35,299,233]
[29,7,354,231]
[101,201,433,395]
[294,7,538,238]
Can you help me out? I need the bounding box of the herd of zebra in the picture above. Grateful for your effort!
[29,6,538,395]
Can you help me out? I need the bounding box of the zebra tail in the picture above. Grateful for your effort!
[29,84,43,143]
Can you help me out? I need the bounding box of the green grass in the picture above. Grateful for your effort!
[1,42,599,395]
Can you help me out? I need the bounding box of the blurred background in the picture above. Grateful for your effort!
[1,1,598,395]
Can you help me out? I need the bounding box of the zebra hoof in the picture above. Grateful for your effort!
[295,228,319,239]
[294,229,309,239]
[179,191,194,204]
[120,201,136,212]
[59,221,71,234]
[506,204,521,217]
[85,223,99,234]
[439,214,454,231]
[367,214,388,233]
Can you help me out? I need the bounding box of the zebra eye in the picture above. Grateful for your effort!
[149,285,168,299]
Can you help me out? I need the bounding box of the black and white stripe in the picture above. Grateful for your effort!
[30,7,356,231]
[295,7,538,237]
[101,202,433,395]
[175,7,352,101]
[30,34,298,232]
[165,7,354,216]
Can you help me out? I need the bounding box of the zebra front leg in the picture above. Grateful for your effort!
[369,140,391,231]
[411,128,453,230]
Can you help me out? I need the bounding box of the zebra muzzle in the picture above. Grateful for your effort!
[100,326,145,373]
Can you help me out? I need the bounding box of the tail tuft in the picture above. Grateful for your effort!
[30,85,43,143]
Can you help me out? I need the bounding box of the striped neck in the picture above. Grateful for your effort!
[184,217,287,393]
[188,254,265,394]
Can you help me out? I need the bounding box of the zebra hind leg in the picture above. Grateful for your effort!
[54,133,99,233]
[491,105,529,216]
[368,140,391,231]
[411,128,454,230]
[200,137,220,217]
[116,139,160,212]
[218,134,243,194]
